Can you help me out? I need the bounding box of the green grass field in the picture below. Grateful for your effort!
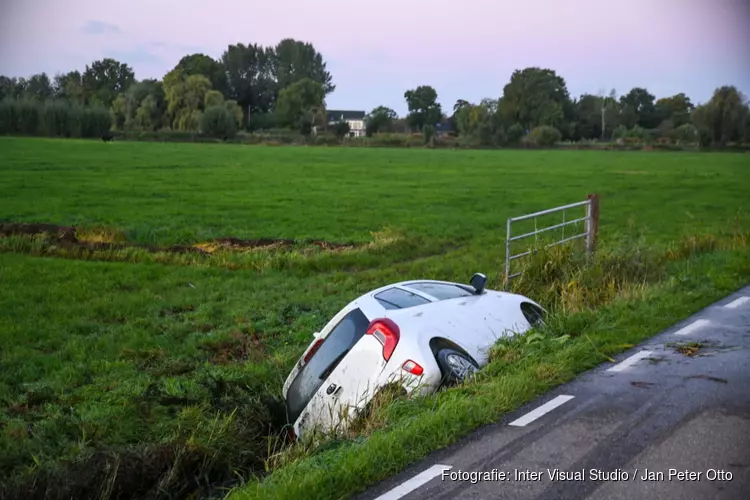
[1,136,749,499]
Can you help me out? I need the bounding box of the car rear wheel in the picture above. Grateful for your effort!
[436,348,479,386]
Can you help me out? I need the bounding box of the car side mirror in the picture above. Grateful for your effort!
[470,273,487,294]
[312,331,321,339]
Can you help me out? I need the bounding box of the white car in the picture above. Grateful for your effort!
[282,273,545,439]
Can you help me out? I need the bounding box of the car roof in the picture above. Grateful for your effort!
[365,279,464,298]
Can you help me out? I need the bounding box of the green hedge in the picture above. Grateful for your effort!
[0,99,112,138]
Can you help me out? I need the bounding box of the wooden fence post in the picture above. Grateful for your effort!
[586,193,600,254]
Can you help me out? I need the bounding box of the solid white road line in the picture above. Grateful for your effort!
[374,464,453,500]
[674,318,711,336]
[724,296,750,309]
[607,350,654,373]
[508,395,575,427]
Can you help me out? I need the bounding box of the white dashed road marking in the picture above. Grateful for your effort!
[724,296,750,309]
[674,319,711,336]
[607,350,654,373]
[374,464,453,500]
[508,395,575,427]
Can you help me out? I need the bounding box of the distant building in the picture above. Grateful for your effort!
[327,110,367,137]
[435,118,454,136]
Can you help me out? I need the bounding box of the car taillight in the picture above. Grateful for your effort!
[303,338,324,363]
[366,318,400,361]
[402,360,424,376]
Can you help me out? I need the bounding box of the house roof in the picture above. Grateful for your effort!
[327,110,366,121]
[435,120,453,132]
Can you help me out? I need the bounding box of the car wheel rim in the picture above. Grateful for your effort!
[446,354,476,379]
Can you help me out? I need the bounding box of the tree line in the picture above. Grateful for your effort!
[0,40,748,147]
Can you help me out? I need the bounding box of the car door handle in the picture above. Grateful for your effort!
[326,384,343,396]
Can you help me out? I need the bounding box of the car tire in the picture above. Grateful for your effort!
[435,348,479,387]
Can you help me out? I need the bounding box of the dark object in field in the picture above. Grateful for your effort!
[101,133,114,142]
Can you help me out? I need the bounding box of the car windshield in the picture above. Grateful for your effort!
[285,308,371,424]
[406,282,473,301]
[374,287,431,310]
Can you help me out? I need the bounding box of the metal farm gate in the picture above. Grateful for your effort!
[504,193,600,289]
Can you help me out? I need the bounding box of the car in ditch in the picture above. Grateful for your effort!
[281,273,545,439]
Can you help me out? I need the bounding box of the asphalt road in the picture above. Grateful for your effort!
[356,286,750,500]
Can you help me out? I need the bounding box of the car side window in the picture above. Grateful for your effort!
[285,308,371,423]
[375,287,431,310]
[406,282,473,301]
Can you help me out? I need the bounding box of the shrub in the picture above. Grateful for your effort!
[200,105,237,139]
[612,124,628,140]
[422,124,435,145]
[627,125,647,141]
[698,127,713,148]
[333,121,351,140]
[247,113,280,132]
[17,99,42,135]
[525,125,562,147]
[506,123,525,145]
[43,100,74,137]
[0,99,19,134]
[80,106,112,137]
[674,123,699,144]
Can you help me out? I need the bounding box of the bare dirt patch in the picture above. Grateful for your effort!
[201,331,266,364]
[0,222,358,255]
[198,237,356,252]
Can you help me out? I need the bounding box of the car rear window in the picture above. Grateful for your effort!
[285,308,371,424]
[375,287,431,310]
[406,282,473,301]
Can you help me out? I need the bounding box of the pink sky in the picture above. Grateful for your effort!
[1,0,748,114]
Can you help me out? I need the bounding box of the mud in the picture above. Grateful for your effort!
[0,222,208,255]
[0,222,357,254]
[213,236,356,251]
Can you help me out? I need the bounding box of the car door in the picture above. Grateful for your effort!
[289,306,387,437]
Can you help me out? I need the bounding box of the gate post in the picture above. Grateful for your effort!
[585,193,600,254]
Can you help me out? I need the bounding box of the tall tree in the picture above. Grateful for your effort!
[498,67,570,130]
[272,39,334,95]
[0,76,26,100]
[404,85,442,131]
[619,87,659,129]
[53,71,84,104]
[366,105,398,135]
[455,100,503,146]
[174,53,228,97]
[692,86,748,146]
[655,93,694,127]
[163,69,212,130]
[275,77,326,135]
[573,94,602,139]
[451,99,471,134]
[221,43,276,127]
[598,88,619,139]
[123,79,166,130]
[82,58,135,107]
[24,73,53,101]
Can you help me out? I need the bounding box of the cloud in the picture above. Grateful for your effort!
[80,20,121,35]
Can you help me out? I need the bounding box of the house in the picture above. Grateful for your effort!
[327,110,367,137]
[434,118,454,136]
